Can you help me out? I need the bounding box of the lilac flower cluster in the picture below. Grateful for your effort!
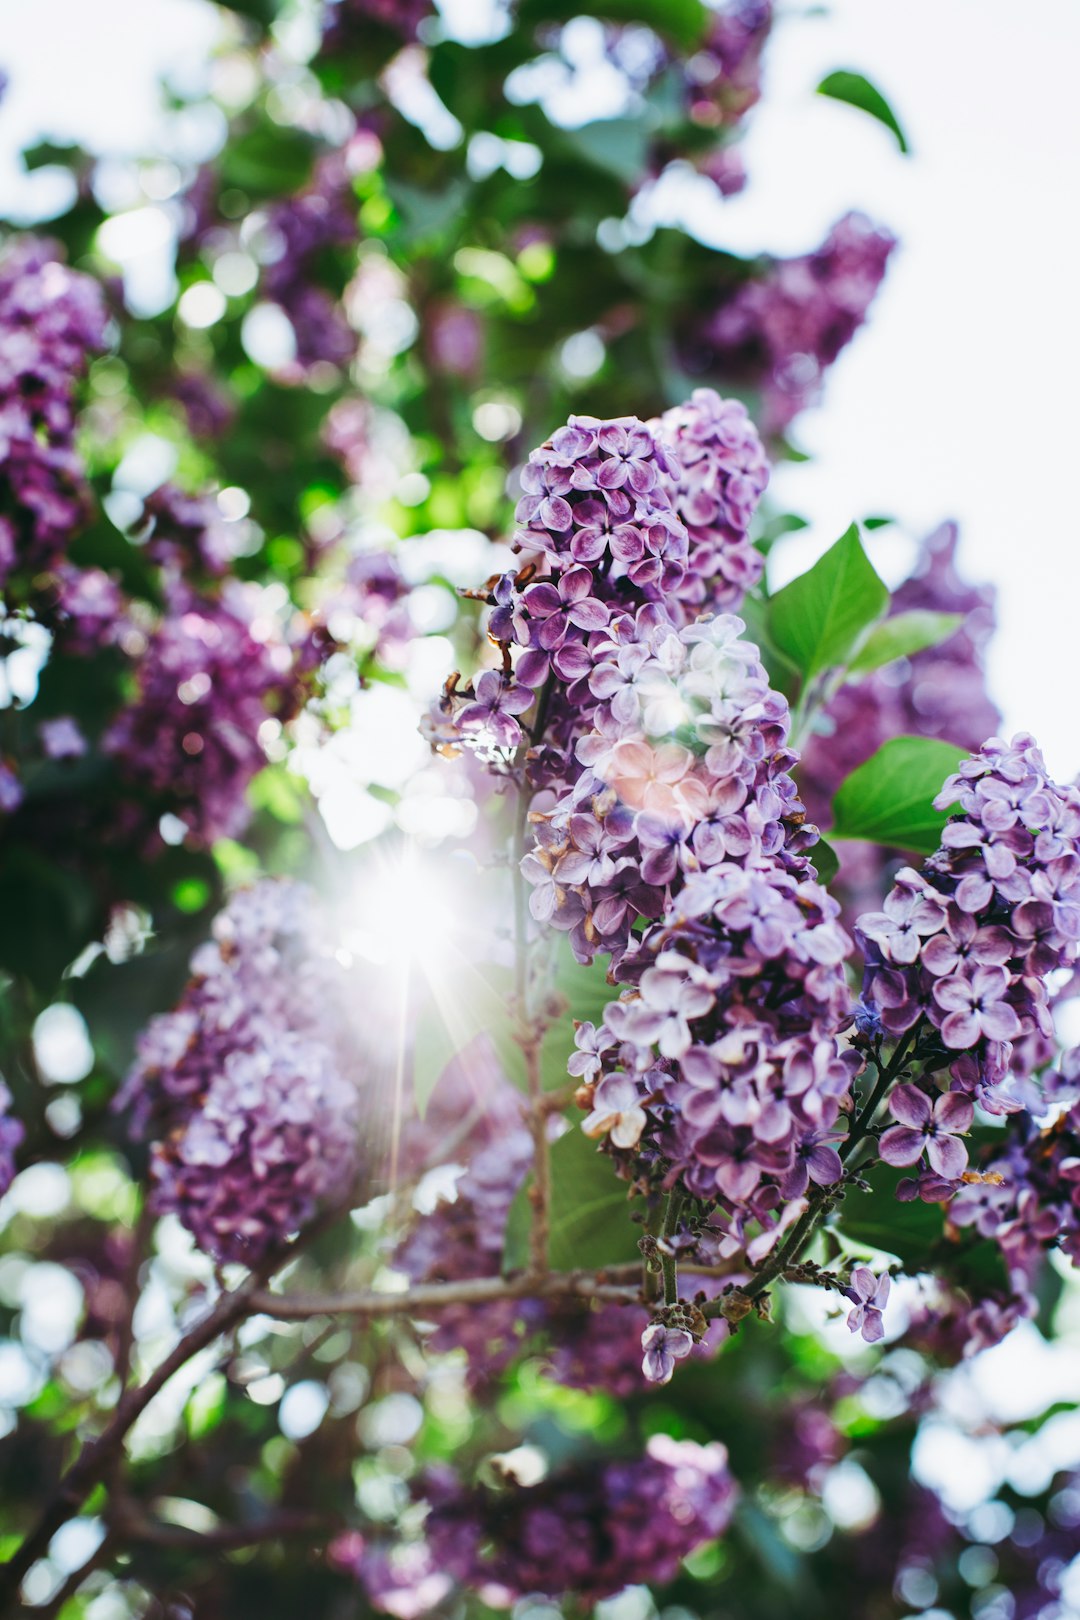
[427,401,769,766]
[684,0,773,129]
[417,1436,737,1604]
[395,1122,536,1386]
[342,550,416,667]
[136,484,241,578]
[262,153,358,372]
[694,212,895,433]
[858,735,1080,1126]
[582,861,856,1219]
[321,0,433,50]
[950,1100,1080,1303]
[0,1080,23,1198]
[122,881,362,1263]
[51,563,128,656]
[0,236,109,590]
[655,389,769,609]
[103,581,307,846]
[524,612,809,972]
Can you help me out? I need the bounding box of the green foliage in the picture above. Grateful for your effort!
[767,525,889,682]
[817,70,910,154]
[831,735,966,853]
[504,1125,643,1273]
[847,609,963,676]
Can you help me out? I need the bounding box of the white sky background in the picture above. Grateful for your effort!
[1,0,1079,774]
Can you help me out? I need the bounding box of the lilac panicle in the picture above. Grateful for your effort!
[692,212,895,433]
[857,733,1080,1130]
[103,580,308,846]
[656,387,769,613]
[122,880,364,1263]
[417,1436,737,1604]
[262,152,358,371]
[0,236,108,590]
[0,1080,23,1198]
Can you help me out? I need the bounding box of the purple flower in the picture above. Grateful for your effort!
[879,1083,973,1180]
[0,1080,23,1197]
[845,1266,891,1343]
[456,670,534,750]
[931,964,1021,1048]
[641,1321,695,1384]
[582,1073,647,1148]
[38,715,86,760]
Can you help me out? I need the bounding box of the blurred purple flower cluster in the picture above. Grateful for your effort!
[320,0,433,51]
[0,1079,23,1198]
[693,212,895,433]
[395,1040,537,1387]
[103,581,309,846]
[858,734,1080,1124]
[686,0,773,129]
[0,237,108,589]
[950,1094,1080,1309]
[120,880,362,1263]
[410,1435,737,1605]
[263,152,359,372]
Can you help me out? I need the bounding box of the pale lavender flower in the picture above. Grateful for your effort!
[641,1321,695,1384]
[845,1266,891,1343]
[879,1084,973,1180]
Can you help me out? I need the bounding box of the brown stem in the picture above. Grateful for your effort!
[249,1270,642,1321]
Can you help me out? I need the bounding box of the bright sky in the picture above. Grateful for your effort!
[1,0,1079,773]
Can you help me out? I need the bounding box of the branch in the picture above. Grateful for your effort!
[0,1197,352,1613]
[250,1270,643,1321]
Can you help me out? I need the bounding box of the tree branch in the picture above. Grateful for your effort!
[250,1269,643,1321]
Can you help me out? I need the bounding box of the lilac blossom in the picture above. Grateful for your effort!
[0,236,108,591]
[150,1033,360,1265]
[692,212,895,433]
[641,1321,695,1384]
[38,716,86,760]
[261,152,358,372]
[0,1080,22,1197]
[656,387,769,613]
[417,1436,737,1604]
[103,580,308,846]
[879,1084,973,1179]
[122,881,365,1262]
[857,734,1080,1116]
[845,1266,891,1343]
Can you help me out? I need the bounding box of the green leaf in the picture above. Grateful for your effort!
[831,736,967,854]
[767,524,888,682]
[809,838,839,886]
[558,120,651,187]
[817,70,909,154]
[411,962,522,1115]
[847,611,963,676]
[503,1126,642,1273]
[837,1168,1006,1291]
